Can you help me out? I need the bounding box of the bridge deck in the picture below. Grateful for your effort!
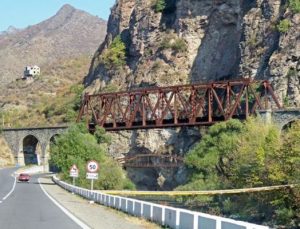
[78,79,282,131]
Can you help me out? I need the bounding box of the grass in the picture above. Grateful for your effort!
[0,137,15,167]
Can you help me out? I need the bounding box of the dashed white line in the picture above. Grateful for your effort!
[38,178,90,229]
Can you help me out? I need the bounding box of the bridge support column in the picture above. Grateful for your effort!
[41,156,49,172]
[16,151,25,167]
[259,109,272,124]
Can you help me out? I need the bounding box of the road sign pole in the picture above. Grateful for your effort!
[91,179,94,191]
[73,177,75,186]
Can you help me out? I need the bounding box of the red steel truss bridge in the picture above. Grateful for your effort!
[77,79,282,131]
[116,154,184,168]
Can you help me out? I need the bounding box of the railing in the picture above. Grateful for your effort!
[53,176,269,229]
[117,154,184,168]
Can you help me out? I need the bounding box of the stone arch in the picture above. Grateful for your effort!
[22,134,42,165]
[46,134,61,172]
[267,110,300,130]
[281,118,300,131]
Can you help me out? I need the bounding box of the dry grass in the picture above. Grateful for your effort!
[0,137,14,167]
[0,55,90,127]
[105,207,163,229]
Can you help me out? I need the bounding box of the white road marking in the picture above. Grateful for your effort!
[2,175,16,201]
[38,178,91,229]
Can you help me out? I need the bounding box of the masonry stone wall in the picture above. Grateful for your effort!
[259,109,300,129]
[1,127,67,168]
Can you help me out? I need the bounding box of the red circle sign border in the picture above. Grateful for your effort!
[86,160,99,173]
[70,164,79,172]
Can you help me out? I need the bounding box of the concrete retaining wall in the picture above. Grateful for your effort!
[53,176,269,229]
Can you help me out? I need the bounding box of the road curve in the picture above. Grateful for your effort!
[0,168,82,229]
[0,167,17,202]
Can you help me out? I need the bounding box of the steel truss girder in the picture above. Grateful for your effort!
[77,79,282,131]
[119,154,184,168]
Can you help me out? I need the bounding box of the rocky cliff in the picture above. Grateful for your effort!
[84,0,299,190]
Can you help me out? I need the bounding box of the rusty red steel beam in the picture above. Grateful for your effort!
[77,79,282,131]
[123,164,182,168]
[121,154,184,168]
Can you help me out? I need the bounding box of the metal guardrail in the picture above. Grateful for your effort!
[53,176,269,229]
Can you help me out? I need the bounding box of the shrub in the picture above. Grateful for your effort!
[153,0,166,13]
[152,59,164,72]
[102,35,126,69]
[102,83,119,93]
[160,34,187,53]
[277,19,291,33]
[289,0,300,13]
[50,123,135,190]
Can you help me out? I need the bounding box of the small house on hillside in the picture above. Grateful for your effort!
[23,65,40,79]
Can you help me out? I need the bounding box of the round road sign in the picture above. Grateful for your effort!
[86,160,99,173]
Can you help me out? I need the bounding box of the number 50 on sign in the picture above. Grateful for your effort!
[86,160,99,173]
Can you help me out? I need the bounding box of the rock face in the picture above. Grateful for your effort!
[0,4,107,85]
[240,0,300,106]
[84,0,299,189]
[0,137,14,167]
[108,127,201,190]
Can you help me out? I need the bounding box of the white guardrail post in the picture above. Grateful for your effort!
[52,176,270,229]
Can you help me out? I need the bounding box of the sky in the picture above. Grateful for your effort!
[0,0,116,32]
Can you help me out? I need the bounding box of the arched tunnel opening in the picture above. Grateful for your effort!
[23,135,40,165]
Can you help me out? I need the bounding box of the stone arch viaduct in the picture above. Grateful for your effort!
[1,109,300,171]
[1,126,68,170]
[259,109,300,129]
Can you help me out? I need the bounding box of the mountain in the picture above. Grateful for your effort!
[82,0,300,190]
[0,26,20,35]
[0,4,107,85]
[85,0,299,106]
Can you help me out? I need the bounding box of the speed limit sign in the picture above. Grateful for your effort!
[86,160,99,173]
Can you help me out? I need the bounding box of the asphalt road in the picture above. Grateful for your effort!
[0,167,16,202]
[0,168,82,229]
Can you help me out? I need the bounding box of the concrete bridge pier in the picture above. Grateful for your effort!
[258,109,272,124]
[15,152,25,167]
[41,156,49,172]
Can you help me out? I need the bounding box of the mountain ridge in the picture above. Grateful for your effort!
[0,4,107,85]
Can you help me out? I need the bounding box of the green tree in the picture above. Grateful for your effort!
[50,123,135,190]
[230,118,282,187]
[183,118,283,190]
[102,35,126,69]
[281,121,300,183]
[183,119,244,190]
[179,118,300,227]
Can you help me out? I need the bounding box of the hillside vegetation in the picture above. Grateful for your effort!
[178,118,300,228]
[0,55,89,127]
[50,123,135,190]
